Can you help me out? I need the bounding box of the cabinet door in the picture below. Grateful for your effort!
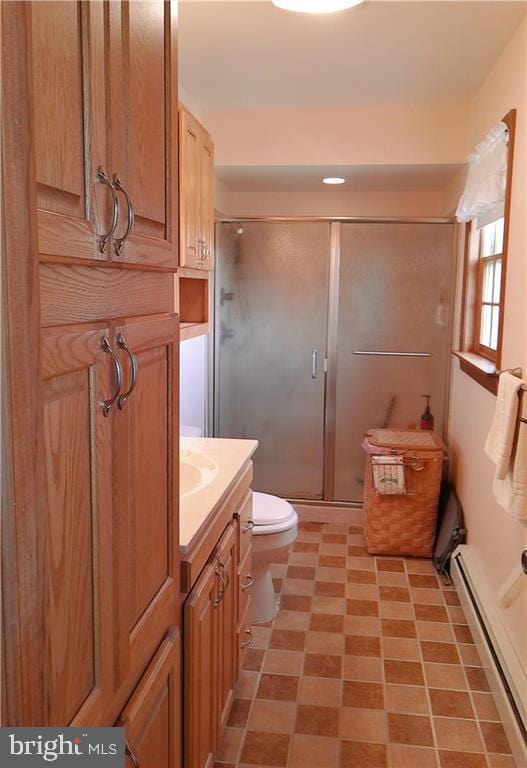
[214,522,237,733]
[179,108,201,269]
[41,324,117,725]
[199,131,215,271]
[118,629,181,768]
[112,314,180,712]
[184,562,220,768]
[109,1,178,269]
[31,1,113,262]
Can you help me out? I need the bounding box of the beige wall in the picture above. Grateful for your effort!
[448,19,527,672]
[205,104,468,167]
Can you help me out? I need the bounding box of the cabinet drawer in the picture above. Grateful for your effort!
[235,491,253,565]
[238,548,253,629]
[237,599,253,672]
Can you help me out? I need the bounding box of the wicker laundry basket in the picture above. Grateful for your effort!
[362,429,446,557]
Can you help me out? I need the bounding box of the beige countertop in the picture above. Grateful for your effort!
[179,436,258,552]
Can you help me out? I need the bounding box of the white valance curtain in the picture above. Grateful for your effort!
[456,121,509,226]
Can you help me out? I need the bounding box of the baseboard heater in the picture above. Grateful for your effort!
[452,546,527,766]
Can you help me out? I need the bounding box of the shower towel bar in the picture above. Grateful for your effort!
[352,350,432,358]
[494,366,527,423]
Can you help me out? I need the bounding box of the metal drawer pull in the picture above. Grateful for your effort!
[219,561,230,590]
[312,349,318,379]
[214,564,226,606]
[241,574,254,591]
[241,628,253,648]
[112,174,134,255]
[352,350,432,358]
[117,334,138,409]
[125,741,139,768]
[242,521,254,533]
[96,166,119,254]
[101,336,122,416]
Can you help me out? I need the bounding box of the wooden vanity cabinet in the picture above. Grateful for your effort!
[183,473,254,768]
[179,106,214,271]
[116,629,181,768]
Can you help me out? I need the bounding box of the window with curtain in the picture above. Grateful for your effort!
[456,110,515,393]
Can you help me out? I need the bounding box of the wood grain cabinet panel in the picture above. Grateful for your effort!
[31,1,111,261]
[117,629,181,768]
[214,522,237,735]
[112,314,180,710]
[179,107,214,271]
[109,1,178,268]
[41,324,116,725]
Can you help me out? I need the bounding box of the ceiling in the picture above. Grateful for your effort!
[179,1,526,109]
[216,163,464,191]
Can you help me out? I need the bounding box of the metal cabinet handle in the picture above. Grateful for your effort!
[97,166,119,254]
[241,628,253,648]
[242,520,254,533]
[101,336,122,416]
[312,349,318,379]
[241,574,254,591]
[219,560,230,591]
[112,174,134,255]
[125,741,139,768]
[214,564,225,607]
[117,333,138,409]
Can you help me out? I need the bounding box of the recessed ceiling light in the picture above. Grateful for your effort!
[272,0,365,13]
[323,177,346,185]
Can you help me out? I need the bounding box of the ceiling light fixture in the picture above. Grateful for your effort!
[323,177,346,185]
[272,0,365,14]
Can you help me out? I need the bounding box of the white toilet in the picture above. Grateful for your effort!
[250,492,298,625]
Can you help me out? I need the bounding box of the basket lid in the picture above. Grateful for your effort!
[365,429,446,452]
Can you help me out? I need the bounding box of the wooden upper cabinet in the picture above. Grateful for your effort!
[117,629,181,768]
[31,1,112,262]
[112,313,180,709]
[109,1,179,269]
[41,323,117,725]
[179,106,215,270]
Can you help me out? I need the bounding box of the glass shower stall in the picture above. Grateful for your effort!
[213,219,455,504]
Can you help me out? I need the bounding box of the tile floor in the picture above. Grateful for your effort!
[214,520,516,768]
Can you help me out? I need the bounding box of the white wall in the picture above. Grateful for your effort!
[448,19,527,675]
[180,335,208,436]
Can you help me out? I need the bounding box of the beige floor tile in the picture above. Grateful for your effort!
[405,560,437,575]
[288,552,319,567]
[380,601,415,620]
[385,683,430,714]
[216,727,244,763]
[344,615,381,636]
[343,655,384,682]
[247,700,296,734]
[319,542,347,555]
[388,744,438,767]
[433,717,485,752]
[235,670,260,699]
[288,734,339,768]
[262,649,305,676]
[316,566,346,583]
[382,636,421,661]
[281,578,315,596]
[304,630,345,655]
[471,691,500,721]
[378,571,409,587]
[311,595,346,614]
[273,611,311,631]
[417,620,455,642]
[347,556,377,571]
[346,582,380,600]
[298,675,342,707]
[424,662,468,690]
[251,625,272,649]
[486,756,517,768]
[340,706,388,742]
[459,644,482,666]
[411,588,445,605]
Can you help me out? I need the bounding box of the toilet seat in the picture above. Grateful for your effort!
[252,492,298,535]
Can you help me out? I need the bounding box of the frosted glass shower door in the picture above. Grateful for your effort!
[215,221,330,498]
[333,222,454,502]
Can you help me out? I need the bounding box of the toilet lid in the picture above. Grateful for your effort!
[253,492,297,527]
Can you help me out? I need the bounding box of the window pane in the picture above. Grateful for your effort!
[490,306,500,350]
[482,222,496,257]
[495,217,505,254]
[482,261,494,302]
[480,305,492,347]
[493,258,502,303]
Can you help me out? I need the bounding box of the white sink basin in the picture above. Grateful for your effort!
[180,448,219,498]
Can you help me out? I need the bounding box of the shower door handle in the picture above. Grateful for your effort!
[311,350,318,379]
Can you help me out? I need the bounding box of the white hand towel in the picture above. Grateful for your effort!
[485,372,523,480]
[493,419,527,519]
